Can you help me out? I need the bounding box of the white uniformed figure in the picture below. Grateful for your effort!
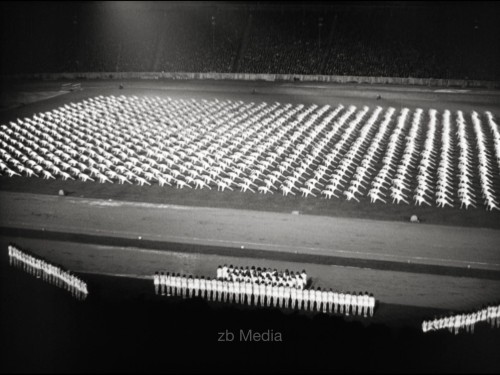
[487,306,493,326]
[272,284,279,308]
[277,284,284,308]
[200,277,207,299]
[36,259,41,278]
[448,316,454,332]
[239,280,246,305]
[481,308,487,322]
[233,279,240,304]
[8,245,13,266]
[246,281,253,306]
[283,285,291,309]
[222,279,229,302]
[363,293,370,317]
[222,264,228,281]
[166,273,172,296]
[318,288,325,312]
[193,277,200,298]
[216,266,223,280]
[11,247,16,267]
[296,287,303,310]
[212,279,218,301]
[314,288,321,312]
[181,275,188,298]
[211,278,217,301]
[187,276,194,298]
[228,280,234,303]
[354,293,360,316]
[351,294,358,316]
[300,270,307,289]
[310,289,317,312]
[265,283,273,307]
[327,289,334,314]
[259,282,266,307]
[172,274,179,296]
[322,289,329,313]
[153,272,160,295]
[345,293,352,316]
[160,272,166,296]
[369,294,375,317]
[206,277,212,300]
[339,292,345,315]
[357,294,364,316]
[216,279,223,302]
[311,287,318,312]
[303,289,310,311]
[238,280,245,304]
[254,282,260,306]
[250,268,257,284]
[290,286,297,310]
[454,315,460,335]
[331,292,338,314]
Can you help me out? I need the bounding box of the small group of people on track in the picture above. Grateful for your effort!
[217,264,308,289]
[154,271,375,317]
[8,244,88,300]
[422,304,500,334]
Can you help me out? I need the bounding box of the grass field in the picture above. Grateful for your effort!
[1,80,500,372]
[1,79,500,229]
[1,79,500,322]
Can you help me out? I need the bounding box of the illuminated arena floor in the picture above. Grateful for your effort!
[1,79,500,371]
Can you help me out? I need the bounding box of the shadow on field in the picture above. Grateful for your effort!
[1,262,499,373]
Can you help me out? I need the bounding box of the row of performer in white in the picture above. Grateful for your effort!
[422,304,500,334]
[1,95,499,210]
[216,264,308,289]
[154,272,375,317]
[8,245,88,300]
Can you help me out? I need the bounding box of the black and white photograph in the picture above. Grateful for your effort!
[0,1,499,373]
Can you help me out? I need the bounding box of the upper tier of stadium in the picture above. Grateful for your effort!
[1,1,499,80]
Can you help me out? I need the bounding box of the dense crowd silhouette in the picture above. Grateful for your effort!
[1,3,499,80]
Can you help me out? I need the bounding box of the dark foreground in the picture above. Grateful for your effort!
[1,256,500,373]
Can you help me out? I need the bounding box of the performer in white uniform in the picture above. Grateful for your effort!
[153,272,160,295]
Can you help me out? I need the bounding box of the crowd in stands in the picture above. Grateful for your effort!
[2,4,499,80]
[422,304,500,334]
[8,244,88,300]
[154,270,375,317]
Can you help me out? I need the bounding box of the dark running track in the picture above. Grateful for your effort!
[1,226,500,281]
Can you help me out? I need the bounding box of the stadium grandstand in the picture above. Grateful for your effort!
[1,1,500,373]
[1,1,499,80]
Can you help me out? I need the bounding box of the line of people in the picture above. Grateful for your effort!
[8,244,88,300]
[216,264,308,289]
[422,304,500,335]
[154,272,375,317]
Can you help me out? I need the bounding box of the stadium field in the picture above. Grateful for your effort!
[1,79,500,329]
[1,79,500,229]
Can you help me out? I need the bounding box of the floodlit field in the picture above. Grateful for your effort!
[1,80,500,318]
[1,89,500,218]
